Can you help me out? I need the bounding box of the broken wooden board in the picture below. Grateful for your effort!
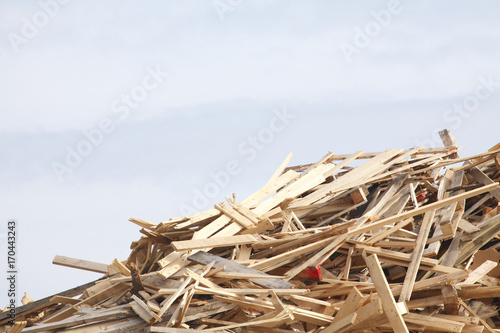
[188,251,293,289]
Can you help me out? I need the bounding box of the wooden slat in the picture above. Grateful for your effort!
[188,251,293,289]
[363,252,409,333]
[171,234,257,251]
[398,209,436,302]
[52,255,108,274]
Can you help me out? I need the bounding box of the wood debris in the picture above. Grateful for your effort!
[4,129,500,332]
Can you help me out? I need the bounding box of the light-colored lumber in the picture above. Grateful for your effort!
[398,209,436,302]
[52,255,109,274]
[171,234,257,251]
[363,252,409,333]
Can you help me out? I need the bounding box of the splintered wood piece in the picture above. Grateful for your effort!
[214,202,256,229]
[0,280,97,325]
[456,213,500,264]
[390,270,468,297]
[237,244,252,261]
[171,234,257,251]
[362,173,409,221]
[129,262,145,296]
[188,251,293,289]
[227,201,260,225]
[330,286,363,324]
[398,209,436,302]
[158,276,192,317]
[321,312,358,333]
[52,255,109,274]
[284,233,350,280]
[129,218,158,231]
[469,166,500,201]
[460,260,498,285]
[213,295,334,326]
[43,282,130,323]
[267,152,294,184]
[131,295,161,324]
[458,299,496,333]
[111,258,131,276]
[439,129,458,148]
[194,287,307,296]
[363,252,409,333]
[146,327,230,332]
[403,313,465,332]
[470,248,500,277]
[49,295,80,305]
[366,218,414,245]
[359,245,462,274]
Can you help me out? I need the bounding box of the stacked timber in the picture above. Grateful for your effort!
[4,129,500,332]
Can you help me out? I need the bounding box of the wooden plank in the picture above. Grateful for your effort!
[158,276,192,317]
[193,287,307,296]
[363,252,409,333]
[329,286,363,324]
[171,234,257,251]
[398,209,436,302]
[210,272,285,279]
[188,251,293,289]
[266,152,294,184]
[459,260,498,285]
[359,245,462,274]
[147,327,230,333]
[366,218,414,244]
[338,298,386,332]
[469,166,500,201]
[52,255,108,274]
[50,295,80,305]
[458,299,496,333]
[130,295,161,324]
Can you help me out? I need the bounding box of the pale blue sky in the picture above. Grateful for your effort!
[1,0,500,303]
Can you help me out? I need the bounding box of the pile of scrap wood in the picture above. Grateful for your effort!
[5,129,500,333]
